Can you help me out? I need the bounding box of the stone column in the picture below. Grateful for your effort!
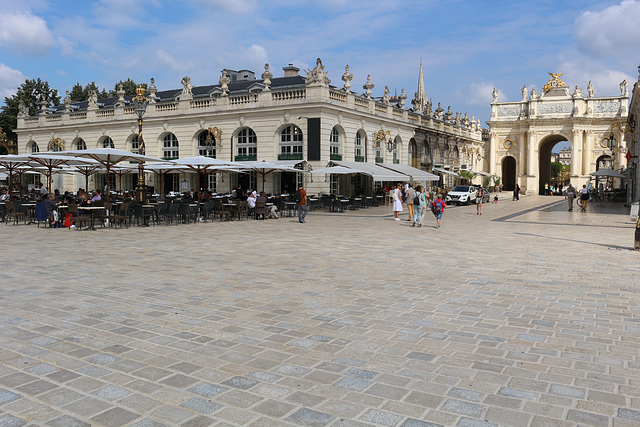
[571,129,582,178]
[584,130,593,174]
[527,131,536,177]
[489,132,496,174]
[519,131,527,176]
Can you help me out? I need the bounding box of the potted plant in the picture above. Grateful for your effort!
[492,175,501,192]
[484,175,493,192]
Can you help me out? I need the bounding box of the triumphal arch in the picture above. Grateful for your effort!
[486,73,629,195]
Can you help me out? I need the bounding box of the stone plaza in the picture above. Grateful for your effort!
[0,196,639,426]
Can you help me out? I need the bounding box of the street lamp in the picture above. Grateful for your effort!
[133,85,148,203]
[204,127,222,158]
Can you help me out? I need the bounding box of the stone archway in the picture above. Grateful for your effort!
[538,134,569,195]
[502,156,516,191]
[409,138,419,168]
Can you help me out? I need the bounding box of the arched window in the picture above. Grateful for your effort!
[392,137,399,164]
[279,125,303,159]
[329,127,340,160]
[354,131,364,162]
[236,127,257,160]
[163,133,179,159]
[197,131,216,158]
[131,136,139,154]
[102,137,114,148]
[76,139,86,150]
[30,141,39,153]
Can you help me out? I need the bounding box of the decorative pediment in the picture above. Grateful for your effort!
[247,82,266,93]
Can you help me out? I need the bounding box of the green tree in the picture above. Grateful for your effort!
[109,79,147,97]
[0,78,61,143]
[550,161,563,178]
[69,82,85,101]
[67,82,109,101]
[457,170,477,184]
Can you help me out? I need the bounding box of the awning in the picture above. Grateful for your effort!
[270,160,306,169]
[434,168,459,177]
[377,163,439,182]
[332,160,409,181]
[473,170,492,176]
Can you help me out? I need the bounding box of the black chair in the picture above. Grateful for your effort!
[254,201,266,220]
[165,203,180,225]
[214,201,231,221]
[132,204,153,226]
[110,202,130,228]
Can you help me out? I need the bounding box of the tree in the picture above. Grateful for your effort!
[67,82,109,102]
[0,78,61,143]
[550,161,563,178]
[109,79,147,97]
[457,170,477,184]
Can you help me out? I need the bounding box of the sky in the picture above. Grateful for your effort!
[1,0,639,126]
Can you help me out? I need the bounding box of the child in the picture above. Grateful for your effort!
[493,195,499,203]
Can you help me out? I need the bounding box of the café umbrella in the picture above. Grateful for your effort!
[26,153,93,193]
[237,160,303,192]
[0,155,30,197]
[310,166,369,197]
[54,148,169,201]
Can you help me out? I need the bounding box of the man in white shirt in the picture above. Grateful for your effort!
[247,192,256,209]
[39,183,48,195]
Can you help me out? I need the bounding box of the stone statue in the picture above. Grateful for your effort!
[398,88,407,107]
[18,100,27,117]
[40,95,48,112]
[521,84,528,101]
[305,58,331,86]
[444,106,453,121]
[587,80,594,98]
[573,85,582,98]
[620,80,628,97]
[117,83,125,106]
[435,102,444,119]
[363,75,374,98]
[341,65,353,93]
[492,87,498,102]
[219,70,230,96]
[261,63,273,91]
[87,91,97,108]
[181,76,193,96]
[148,78,157,103]
[382,86,390,105]
[425,99,432,116]
[63,91,71,112]
[530,86,538,99]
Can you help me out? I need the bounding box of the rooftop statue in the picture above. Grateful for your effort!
[305,58,331,86]
[543,72,567,93]
[587,80,594,98]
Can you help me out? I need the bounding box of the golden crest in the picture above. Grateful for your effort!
[543,72,567,93]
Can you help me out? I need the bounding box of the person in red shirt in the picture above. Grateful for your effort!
[296,184,308,223]
[432,194,445,229]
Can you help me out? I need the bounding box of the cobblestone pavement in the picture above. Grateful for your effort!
[1,194,638,426]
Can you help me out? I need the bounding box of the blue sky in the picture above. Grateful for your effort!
[1,0,639,125]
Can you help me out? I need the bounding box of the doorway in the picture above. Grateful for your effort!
[538,135,570,195]
[502,156,516,191]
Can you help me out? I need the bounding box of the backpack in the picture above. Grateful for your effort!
[413,192,421,205]
[434,200,443,213]
[294,190,302,203]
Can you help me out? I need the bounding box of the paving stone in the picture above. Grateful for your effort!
[181,415,214,427]
[549,384,586,399]
[359,409,404,426]
[129,419,169,427]
[334,378,372,392]
[400,419,443,427]
[448,387,485,402]
[441,399,486,418]
[15,380,58,396]
[220,376,259,390]
[617,408,640,421]
[90,407,140,426]
[0,414,26,427]
[45,415,91,427]
[566,409,608,425]
[286,408,334,426]
[0,389,21,404]
[91,385,131,401]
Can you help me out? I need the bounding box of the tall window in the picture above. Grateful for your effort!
[102,137,114,148]
[163,133,179,159]
[330,127,340,155]
[354,131,363,158]
[236,128,257,158]
[30,141,39,153]
[197,132,215,158]
[392,138,399,163]
[76,139,86,150]
[131,136,139,154]
[279,125,303,155]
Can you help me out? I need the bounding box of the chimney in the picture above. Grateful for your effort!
[283,64,299,77]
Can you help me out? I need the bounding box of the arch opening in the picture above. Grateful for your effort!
[502,156,516,191]
[539,135,570,195]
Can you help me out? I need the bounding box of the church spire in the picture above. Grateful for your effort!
[412,59,427,112]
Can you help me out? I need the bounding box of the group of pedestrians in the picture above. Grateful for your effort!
[564,183,589,212]
[391,182,445,229]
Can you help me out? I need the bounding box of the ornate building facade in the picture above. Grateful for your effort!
[626,66,640,204]
[15,59,483,195]
[487,73,629,195]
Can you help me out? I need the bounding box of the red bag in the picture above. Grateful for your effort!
[64,213,72,228]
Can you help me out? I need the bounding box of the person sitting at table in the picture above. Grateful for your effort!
[1,188,10,201]
[44,193,60,227]
[53,189,62,201]
[258,191,279,219]
[90,190,102,202]
[247,192,256,210]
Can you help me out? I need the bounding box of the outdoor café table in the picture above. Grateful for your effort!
[21,203,36,224]
[223,203,239,220]
[80,206,105,230]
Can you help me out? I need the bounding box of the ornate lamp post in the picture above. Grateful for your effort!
[203,127,221,158]
[133,85,148,203]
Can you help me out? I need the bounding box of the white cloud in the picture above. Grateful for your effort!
[185,0,259,13]
[575,0,640,59]
[0,11,54,56]
[557,57,632,97]
[0,63,27,99]
[461,82,503,107]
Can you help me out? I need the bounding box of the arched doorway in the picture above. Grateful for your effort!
[502,156,516,191]
[409,138,419,168]
[538,134,570,195]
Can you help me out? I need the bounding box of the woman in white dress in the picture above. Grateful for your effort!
[392,183,403,221]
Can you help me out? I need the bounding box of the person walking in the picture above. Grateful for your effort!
[392,183,403,221]
[579,184,589,212]
[295,184,308,223]
[432,193,445,228]
[565,183,576,211]
[475,187,484,215]
[412,185,426,227]
[405,184,415,222]
[513,184,520,201]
